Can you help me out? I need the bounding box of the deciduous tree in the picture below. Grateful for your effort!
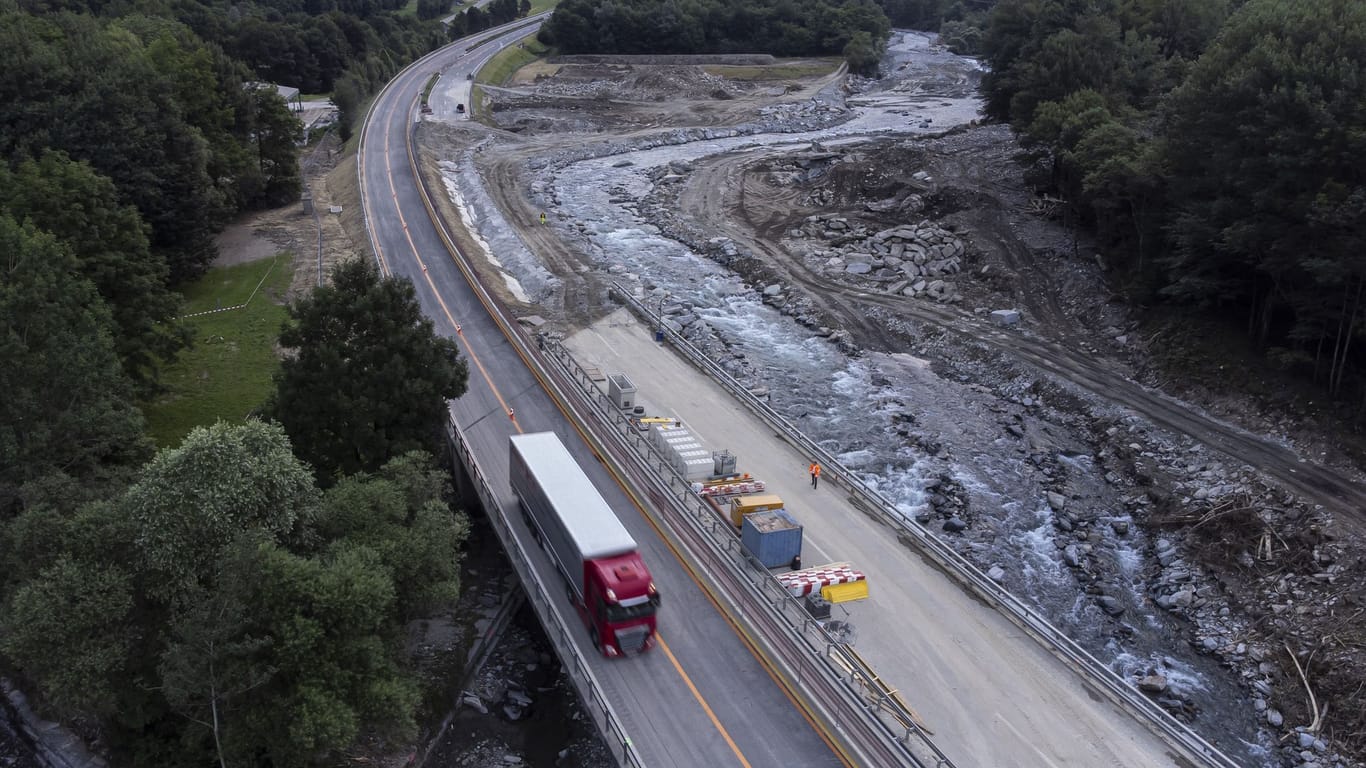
[311,452,468,617]
[122,420,319,603]
[1163,0,1366,373]
[0,556,136,717]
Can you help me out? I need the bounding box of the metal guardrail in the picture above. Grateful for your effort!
[608,282,1244,768]
[539,334,948,768]
[356,14,548,263]
[445,421,645,768]
[357,21,1230,765]
[357,17,640,768]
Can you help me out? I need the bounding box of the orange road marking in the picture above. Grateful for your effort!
[369,79,816,768]
[378,104,519,432]
[658,635,753,768]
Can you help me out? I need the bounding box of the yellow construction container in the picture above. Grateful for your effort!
[821,580,870,603]
[729,494,784,528]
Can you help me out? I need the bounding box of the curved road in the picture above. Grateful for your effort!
[358,23,847,768]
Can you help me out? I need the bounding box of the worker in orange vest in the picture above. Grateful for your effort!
[809,461,821,490]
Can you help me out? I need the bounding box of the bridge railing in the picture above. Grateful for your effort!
[539,332,947,768]
[445,420,645,768]
[606,282,1243,768]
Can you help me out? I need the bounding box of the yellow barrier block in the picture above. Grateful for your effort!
[821,580,869,603]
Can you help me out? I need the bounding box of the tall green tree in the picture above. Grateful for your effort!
[982,0,1171,124]
[0,152,188,390]
[157,540,277,768]
[0,555,136,717]
[247,86,305,208]
[268,259,469,481]
[0,215,150,518]
[0,12,228,281]
[223,539,419,765]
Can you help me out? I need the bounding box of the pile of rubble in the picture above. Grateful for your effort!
[797,214,968,302]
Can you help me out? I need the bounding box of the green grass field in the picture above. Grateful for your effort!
[479,35,548,88]
[142,256,295,448]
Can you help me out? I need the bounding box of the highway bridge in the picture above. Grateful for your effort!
[357,20,935,768]
[358,19,1244,768]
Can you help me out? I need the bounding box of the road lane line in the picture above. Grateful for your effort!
[378,105,516,427]
[658,634,752,768]
[374,82,844,767]
[998,711,1065,768]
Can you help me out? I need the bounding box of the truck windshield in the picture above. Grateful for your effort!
[605,598,658,623]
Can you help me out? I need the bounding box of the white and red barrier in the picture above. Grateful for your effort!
[776,562,866,598]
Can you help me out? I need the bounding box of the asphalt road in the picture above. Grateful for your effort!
[358,23,844,768]
[564,309,1207,768]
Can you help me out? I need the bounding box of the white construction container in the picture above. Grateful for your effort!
[662,437,703,457]
[679,457,714,482]
[652,423,692,450]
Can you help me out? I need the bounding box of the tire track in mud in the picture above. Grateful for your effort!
[676,146,1366,530]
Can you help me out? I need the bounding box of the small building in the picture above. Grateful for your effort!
[246,81,304,112]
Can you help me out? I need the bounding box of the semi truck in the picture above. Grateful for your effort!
[508,432,660,657]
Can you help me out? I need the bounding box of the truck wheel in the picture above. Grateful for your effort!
[590,627,601,651]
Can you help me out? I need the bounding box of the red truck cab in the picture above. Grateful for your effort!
[583,551,659,656]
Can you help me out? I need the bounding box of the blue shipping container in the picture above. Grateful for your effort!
[741,509,803,569]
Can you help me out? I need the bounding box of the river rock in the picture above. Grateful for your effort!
[991,309,1021,327]
[987,565,1006,582]
[1267,708,1283,727]
[1138,674,1168,693]
[1096,596,1125,616]
[1063,544,1082,568]
[942,517,967,533]
[506,688,533,707]
[1046,491,1067,511]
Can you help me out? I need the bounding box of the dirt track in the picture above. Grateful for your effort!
[418,38,1366,765]
[671,141,1366,522]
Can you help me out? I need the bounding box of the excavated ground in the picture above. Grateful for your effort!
[417,47,1366,768]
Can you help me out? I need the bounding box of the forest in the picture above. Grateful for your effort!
[1,0,471,760]
[978,0,1366,404]
[538,0,895,74]
[4,0,1365,762]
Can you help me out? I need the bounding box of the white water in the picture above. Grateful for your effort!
[440,30,1268,765]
